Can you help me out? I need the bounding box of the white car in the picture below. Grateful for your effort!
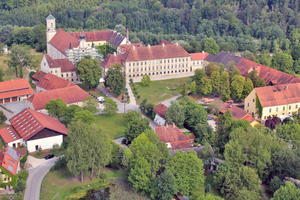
[97,96,105,103]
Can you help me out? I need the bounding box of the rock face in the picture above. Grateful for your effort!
[284,177,300,187]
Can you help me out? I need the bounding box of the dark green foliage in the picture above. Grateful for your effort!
[124,115,150,143]
[165,101,185,128]
[183,99,208,131]
[272,181,300,200]
[53,156,67,170]
[76,56,102,89]
[20,155,27,164]
[270,176,283,193]
[14,180,26,194]
[0,110,7,124]
[205,184,211,193]
[105,63,126,96]
[103,98,118,116]
[0,68,4,82]
[154,170,177,200]
[193,123,213,144]
[0,167,16,188]
[192,69,206,86]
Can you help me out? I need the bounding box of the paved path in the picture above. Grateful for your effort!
[24,156,60,200]
[126,81,136,105]
[160,95,181,107]
[131,73,193,83]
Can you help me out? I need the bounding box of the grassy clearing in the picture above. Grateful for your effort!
[77,84,105,97]
[133,77,193,105]
[95,114,127,139]
[40,168,139,200]
[0,194,23,200]
[204,173,223,199]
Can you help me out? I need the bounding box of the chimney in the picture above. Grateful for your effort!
[148,44,150,49]
[165,123,168,129]
[172,122,175,129]
[176,42,178,46]
[132,46,135,50]
[126,28,129,45]
[114,52,116,56]
[229,105,232,108]
[286,85,288,90]
[11,79,13,82]
[202,51,204,54]
[162,43,165,47]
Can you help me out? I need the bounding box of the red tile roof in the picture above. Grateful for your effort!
[69,30,111,42]
[236,58,300,86]
[159,40,173,45]
[37,73,75,91]
[0,146,20,175]
[49,29,79,55]
[153,104,167,119]
[220,103,255,123]
[255,83,300,107]
[190,52,210,60]
[101,53,123,69]
[31,71,47,81]
[26,85,89,110]
[118,43,142,53]
[122,43,190,62]
[155,124,191,150]
[45,54,76,72]
[14,148,26,156]
[0,79,34,100]
[0,126,21,144]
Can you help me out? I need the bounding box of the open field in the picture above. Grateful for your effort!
[95,114,127,139]
[133,77,193,105]
[40,167,149,200]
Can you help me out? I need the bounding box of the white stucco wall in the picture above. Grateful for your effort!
[7,138,25,148]
[154,114,166,126]
[41,55,50,73]
[27,135,63,152]
[48,44,66,59]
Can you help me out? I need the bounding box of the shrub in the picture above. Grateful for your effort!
[15,180,26,194]
[137,95,140,99]
[133,90,138,95]
[17,170,29,181]
[132,87,137,92]
[54,157,67,170]
[205,184,211,193]
[129,79,133,84]
[270,176,283,193]
[20,155,27,164]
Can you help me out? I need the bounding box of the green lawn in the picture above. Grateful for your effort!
[204,173,223,199]
[95,114,127,139]
[133,77,193,105]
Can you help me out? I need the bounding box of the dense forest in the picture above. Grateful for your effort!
[2,0,300,74]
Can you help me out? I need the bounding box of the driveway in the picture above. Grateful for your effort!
[208,120,216,131]
[160,95,181,107]
[24,156,61,200]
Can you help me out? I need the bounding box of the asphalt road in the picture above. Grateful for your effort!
[24,157,60,200]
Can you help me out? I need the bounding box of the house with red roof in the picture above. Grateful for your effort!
[0,146,20,186]
[0,108,68,152]
[0,79,34,104]
[190,51,210,71]
[155,123,192,150]
[220,103,259,127]
[31,71,47,85]
[36,73,75,92]
[117,43,143,54]
[153,103,168,126]
[24,85,90,114]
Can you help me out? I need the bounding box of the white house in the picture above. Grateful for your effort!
[0,108,68,152]
[153,103,167,126]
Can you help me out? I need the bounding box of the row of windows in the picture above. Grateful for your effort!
[65,78,79,82]
[269,105,298,113]
[60,73,75,78]
[128,58,189,67]
[128,69,190,77]
[128,64,189,72]
[193,61,203,65]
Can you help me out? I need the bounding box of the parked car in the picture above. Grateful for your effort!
[207,116,214,120]
[45,154,54,160]
[97,96,105,104]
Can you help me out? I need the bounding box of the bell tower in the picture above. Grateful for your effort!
[46,14,56,53]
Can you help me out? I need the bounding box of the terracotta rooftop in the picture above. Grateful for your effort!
[0,126,21,144]
[31,71,47,81]
[155,124,192,150]
[153,103,167,119]
[37,73,75,91]
[26,85,89,110]
[0,146,20,175]
[8,108,68,141]
[220,102,255,123]
[255,83,300,107]
[190,52,210,60]
[122,43,190,62]
[14,148,26,156]
[45,54,76,72]
[69,30,111,42]
[49,29,79,55]
[101,53,123,69]
[159,40,173,45]
[0,79,34,100]
[237,58,300,86]
[118,43,142,53]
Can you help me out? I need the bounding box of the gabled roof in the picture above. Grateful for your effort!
[101,53,123,69]
[8,108,68,141]
[26,85,89,110]
[220,103,255,123]
[159,40,173,45]
[153,103,167,119]
[45,54,76,72]
[37,73,75,91]
[14,148,26,156]
[237,58,300,86]
[0,126,21,144]
[190,52,210,61]
[205,51,243,68]
[69,30,111,42]
[107,31,126,47]
[49,29,79,55]
[46,14,55,20]
[0,146,20,175]
[122,43,189,62]
[255,83,300,107]
[155,124,192,150]
[0,79,34,100]
[31,71,47,81]
[118,43,143,53]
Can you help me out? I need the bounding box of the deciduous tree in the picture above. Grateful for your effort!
[242,78,253,99]
[103,98,118,116]
[165,101,185,127]
[211,71,220,94]
[45,98,67,122]
[105,63,126,96]
[190,81,197,94]
[154,170,177,200]
[220,71,231,101]
[193,69,206,86]
[141,74,151,86]
[0,110,7,125]
[184,100,208,131]
[124,117,150,143]
[180,82,187,96]
[76,56,102,89]
[230,75,245,101]
[82,96,100,115]
[204,38,220,55]
[73,110,96,125]
[272,181,300,200]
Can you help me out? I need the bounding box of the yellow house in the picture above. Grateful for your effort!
[244,83,300,121]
